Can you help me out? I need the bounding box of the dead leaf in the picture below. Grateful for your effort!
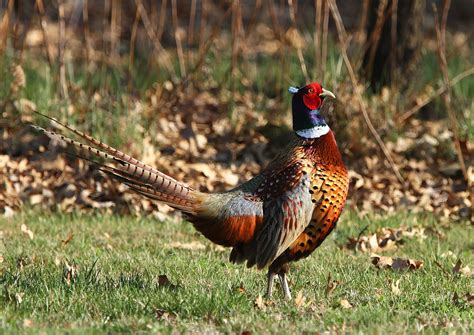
[465,293,474,308]
[452,292,473,308]
[15,292,25,305]
[237,282,246,294]
[61,232,74,246]
[23,319,33,328]
[63,262,78,286]
[453,259,473,277]
[294,291,306,308]
[20,224,34,240]
[3,206,14,218]
[254,294,266,309]
[391,278,402,295]
[340,299,352,309]
[154,309,175,321]
[371,254,423,271]
[157,274,175,288]
[15,292,24,304]
[325,273,339,297]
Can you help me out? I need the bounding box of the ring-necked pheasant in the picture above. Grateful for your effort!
[34,82,349,299]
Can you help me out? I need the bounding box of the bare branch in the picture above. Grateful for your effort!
[328,0,404,184]
[432,1,468,183]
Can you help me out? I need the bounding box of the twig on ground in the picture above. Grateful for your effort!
[328,0,404,184]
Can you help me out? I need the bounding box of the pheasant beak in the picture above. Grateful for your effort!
[319,88,336,100]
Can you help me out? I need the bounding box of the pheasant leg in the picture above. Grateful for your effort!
[278,273,292,300]
[266,271,276,298]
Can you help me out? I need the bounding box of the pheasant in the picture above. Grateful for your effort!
[34,82,349,299]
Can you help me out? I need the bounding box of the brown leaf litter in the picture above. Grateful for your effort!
[343,225,444,253]
[1,83,472,222]
[371,254,424,271]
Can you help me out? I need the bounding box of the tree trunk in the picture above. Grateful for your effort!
[362,0,425,91]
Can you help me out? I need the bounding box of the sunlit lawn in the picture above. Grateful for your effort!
[0,210,472,333]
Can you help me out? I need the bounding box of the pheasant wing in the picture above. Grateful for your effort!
[252,167,314,269]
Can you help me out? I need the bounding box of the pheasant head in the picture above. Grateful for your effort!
[289,82,336,139]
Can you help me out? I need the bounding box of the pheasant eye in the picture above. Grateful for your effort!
[307,88,314,94]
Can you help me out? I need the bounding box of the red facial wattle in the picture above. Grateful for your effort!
[302,94,322,110]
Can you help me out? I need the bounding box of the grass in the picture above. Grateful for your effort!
[0,210,472,333]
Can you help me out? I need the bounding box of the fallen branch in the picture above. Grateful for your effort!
[328,0,404,184]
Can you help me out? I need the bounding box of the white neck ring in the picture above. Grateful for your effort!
[296,125,330,139]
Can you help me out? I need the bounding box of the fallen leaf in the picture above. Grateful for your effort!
[391,278,402,295]
[61,232,74,246]
[15,292,24,304]
[20,224,34,240]
[371,254,423,271]
[3,206,14,218]
[254,294,266,309]
[154,308,175,321]
[157,274,171,287]
[23,319,33,328]
[340,299,352,309]
[452,259,472,277]
[63,262,78,286]
[294,291,306,308]
[465,293,474,308]
[324,273,339,297]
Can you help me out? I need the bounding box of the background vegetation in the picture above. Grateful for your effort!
[0,0,472,333]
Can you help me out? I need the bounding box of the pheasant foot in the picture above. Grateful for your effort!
[265,268,292,300]
[278,272,292,300]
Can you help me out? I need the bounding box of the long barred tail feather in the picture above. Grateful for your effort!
[31,113,200,213]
